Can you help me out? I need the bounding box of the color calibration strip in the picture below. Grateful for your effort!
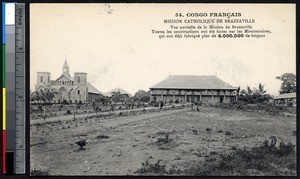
[3,2,16,174]
[1,2,4,173]
[2,3,26,174]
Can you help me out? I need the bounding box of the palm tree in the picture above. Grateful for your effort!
[241,86,254,103]
[254,83,266,96]
[241,86,253,96]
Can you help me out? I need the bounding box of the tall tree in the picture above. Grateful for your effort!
[44,88,58,103]
[96,94,110,106]
[133,90,150,103]
[110,91,125,103]
[276,73,296,94]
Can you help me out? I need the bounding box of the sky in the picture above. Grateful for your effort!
[30,4,296,96]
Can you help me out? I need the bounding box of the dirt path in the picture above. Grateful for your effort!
[30,107,296,176]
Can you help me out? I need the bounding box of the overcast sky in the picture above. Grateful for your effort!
[30,4,295,96]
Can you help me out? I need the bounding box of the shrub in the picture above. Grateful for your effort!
[206,128,212,132]
[62,99,68,104]
[134,160,167,175]
[38,105,43,112]
[156,134,173,146]
[149,101,160,107]
[66,110,71,115]
[96,134,110,139]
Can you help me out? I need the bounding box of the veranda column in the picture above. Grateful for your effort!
[285,99,288,106]
[150,95,154,102]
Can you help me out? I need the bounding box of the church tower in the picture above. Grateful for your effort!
[62,59,71,78]
[35,72,51,91]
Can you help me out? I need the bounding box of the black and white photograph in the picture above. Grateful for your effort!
[29,4,296,176]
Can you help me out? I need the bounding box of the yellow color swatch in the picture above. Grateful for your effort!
[3,88,6,130]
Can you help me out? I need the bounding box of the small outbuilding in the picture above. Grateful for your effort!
[273,92,296,107]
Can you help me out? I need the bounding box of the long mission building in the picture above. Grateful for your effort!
[150,75,238,103]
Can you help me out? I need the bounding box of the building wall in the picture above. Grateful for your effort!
[36,72,51,90]
[150,89,237,103]
[74,73,87,85]
[274,98,296,107]
[88,93,102,102]
[44,85,89,103]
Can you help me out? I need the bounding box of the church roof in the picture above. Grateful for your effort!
[55,74,104,95]
[273,92,296,99]
[87,83,106,95]
[150,75,237,90]
[56,74,73,81]
[105,88,131,96]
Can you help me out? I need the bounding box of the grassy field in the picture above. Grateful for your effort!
[30,107,296,176]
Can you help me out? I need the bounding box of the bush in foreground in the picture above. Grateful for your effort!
[135,140,296,176]
[187,140,296,176]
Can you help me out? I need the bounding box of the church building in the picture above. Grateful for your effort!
[150,75,238,103]
[35,59,104,103]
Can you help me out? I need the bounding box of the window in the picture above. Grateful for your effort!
[78,77,80,83]
[40,76,43,82]
[77,90,80,94]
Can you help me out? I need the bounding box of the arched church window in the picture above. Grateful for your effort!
[40,76,43,82]
[78,77,80,83]
[77,90,80,94]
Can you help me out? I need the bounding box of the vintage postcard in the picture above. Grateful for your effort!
[30,3,296,176]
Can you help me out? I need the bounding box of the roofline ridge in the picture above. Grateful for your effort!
[150,75,237,89]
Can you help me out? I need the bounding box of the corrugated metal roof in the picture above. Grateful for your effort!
[87,82,105,95]
[273,92,296,99]
[150,75,237,90]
